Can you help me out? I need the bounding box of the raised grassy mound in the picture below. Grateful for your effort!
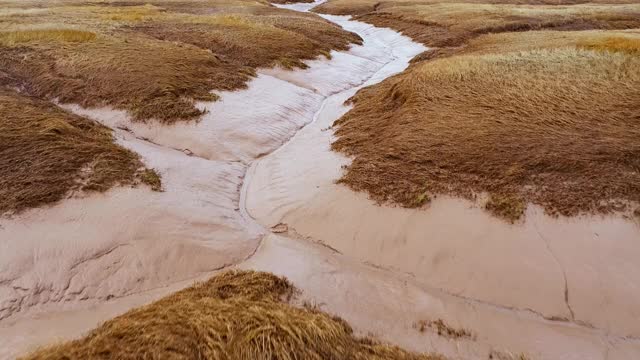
[317,0,640,220]
[325,6,640,220]
[0,0,360,123]
[21,271,442,360]
[0,89,160,215]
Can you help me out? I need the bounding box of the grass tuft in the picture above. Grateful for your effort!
[485,194,526,222]
[138,168,162,192]
[489,350,531,360]
[414,319,473,340]
[414,191,431,207]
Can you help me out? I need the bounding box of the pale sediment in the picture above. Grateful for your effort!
[68,75,324,163]
[241,234,640,360]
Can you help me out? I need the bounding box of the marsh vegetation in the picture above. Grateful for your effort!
[0,88,153,215]
[320,0,640,220]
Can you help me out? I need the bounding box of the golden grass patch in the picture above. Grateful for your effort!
[0,8,50,17]
[579,34,640,54]
[92,4,164,22]
[0,29,96,45]
[407,29,640,61]
[0,88,157,215]
[414,319,473,340]
[485,194,527,222]
[21,271,443,360]
[332,46,640,219]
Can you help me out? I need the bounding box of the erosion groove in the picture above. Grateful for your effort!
[532,220,576,322]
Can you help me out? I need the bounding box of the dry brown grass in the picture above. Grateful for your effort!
[314,0,640,47]
[317,0,640,220]
[21,270,444,360]
[414,319,473,340]
[0,39,247,122]
[332,41,640,219]
[485,194,527,223]
[489,351,530,360]
[0,88,158,215]
[0,0,360,123]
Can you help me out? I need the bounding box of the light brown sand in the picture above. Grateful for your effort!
[241,234,640,360]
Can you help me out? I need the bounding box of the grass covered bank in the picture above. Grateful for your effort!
[0,89,160,215]
[21,271,443,360]
[315,0,640,221]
